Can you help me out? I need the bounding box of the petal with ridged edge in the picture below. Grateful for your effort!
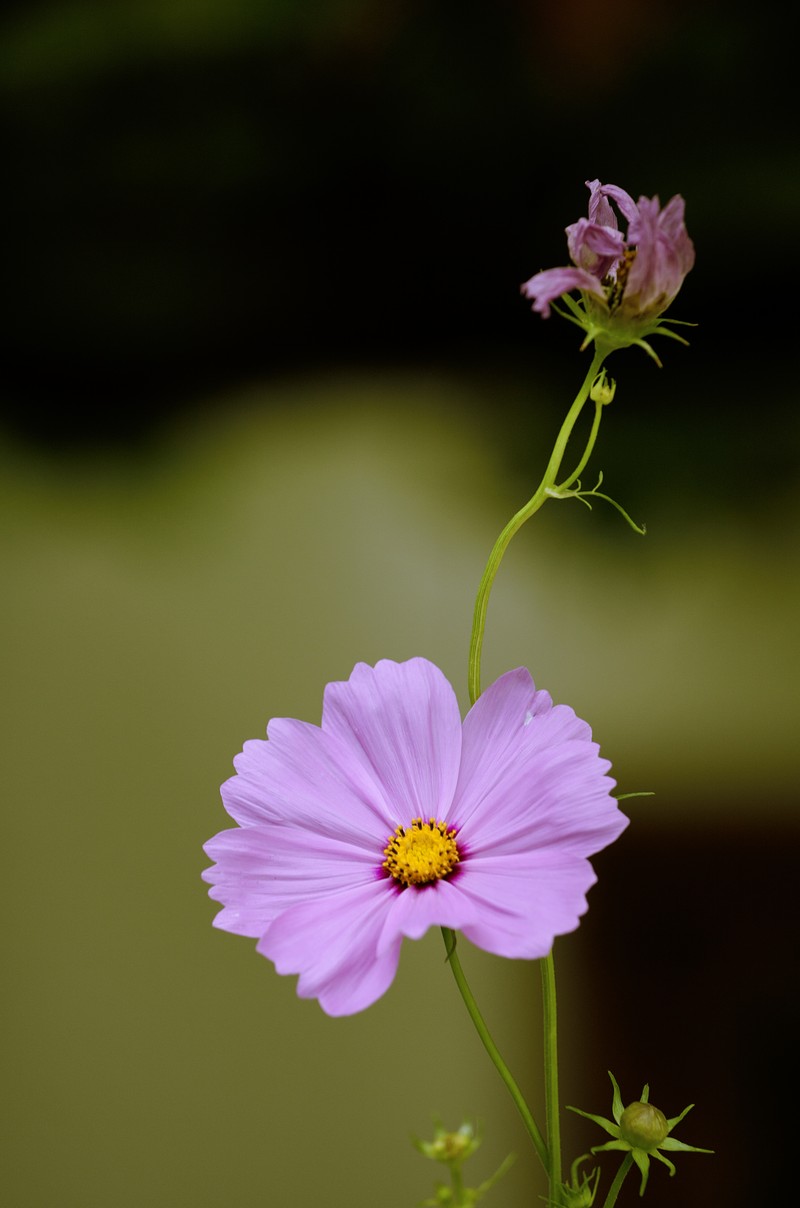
[454,850,598,959]
[321,658,462,827]
[451,669,624,856]
[458,740,624,858]
[220,716,396,844]
[258,880,401,1016]
[567,216,626,279]
[375,876,480,957]
[202,822,381,937]
[521,266,606,317]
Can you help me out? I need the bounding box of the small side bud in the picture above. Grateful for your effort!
[619,1101,670,1151]
[415,1121,515,1207]
[590,369,616,405]
[415,1121,480,1164]
[555,1158,600,1206]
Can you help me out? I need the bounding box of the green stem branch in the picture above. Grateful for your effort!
[541,952,562,1205]
[452,350,613,1201]
[601,1154,633,1208]
[558,397,604,493]
[467,348,607,704]
[449,1160,465,1207]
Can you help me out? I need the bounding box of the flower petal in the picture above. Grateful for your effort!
[567,216,626,279]
[321,658,462,825]
[258,880,401,1015]
[521,266,606,317]
[203,822,380,937]
[220,716,395,844]
[454,850,598,958]
[592,180,638,224]
[624,194,695,318]
[375,876,480,956]
[460,739,625,859]
[451,671,626,901]
[585,179,623,229]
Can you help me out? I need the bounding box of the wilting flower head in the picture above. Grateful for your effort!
[521,180,695,363]
[202,658,627,1016]
[569,1072,713,1196]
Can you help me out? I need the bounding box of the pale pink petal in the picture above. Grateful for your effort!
[521,266,606,317]
[567,216,626,279]
[460,739,625,857]
[624,194,695,319]
[456,851,598,959]
[585,179,622,229]
[203,822,379,936]
[220,717,394,844]
[375,876,480,956]
[258,881,401,1016]
[451,668,592,828]
[321,658,462,825]
[594,181,638,223]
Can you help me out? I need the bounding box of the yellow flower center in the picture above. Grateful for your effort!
[383,817,460,887]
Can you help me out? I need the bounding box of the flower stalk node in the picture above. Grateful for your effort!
[590,369,616,406]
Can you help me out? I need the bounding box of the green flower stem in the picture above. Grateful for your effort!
[467,347,607,705]
[441,928,550,1174]
[448,1160,464,1207]
[455,350,611,1200]
[541,952,562,1206]
[557,395,604,494]
[601,1153,633,1208]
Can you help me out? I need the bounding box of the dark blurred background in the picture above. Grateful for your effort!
[2,2,798,1206]
[3,0,794,452]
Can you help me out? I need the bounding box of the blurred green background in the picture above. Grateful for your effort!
[2,2,798,1206]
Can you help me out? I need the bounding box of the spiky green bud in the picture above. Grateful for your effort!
[619,1101,670,1150]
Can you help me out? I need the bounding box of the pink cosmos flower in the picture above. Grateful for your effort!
[202,658,628,1016]
[521,180,694,360]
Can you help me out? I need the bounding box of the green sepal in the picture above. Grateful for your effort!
[567,1106,620,1139]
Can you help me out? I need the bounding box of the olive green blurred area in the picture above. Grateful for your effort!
[3,371,798,1207]
[2,1,799,1207]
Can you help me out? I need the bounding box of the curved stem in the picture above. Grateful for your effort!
[441,928,550,1174]
[467,348,607,704]
[601,1153,633,1208]
[541,952,562,1206]
[558,397,604,493]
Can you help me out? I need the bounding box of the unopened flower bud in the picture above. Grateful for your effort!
[590,370,616,405]
[619,1100,669,1151]
[559,1167,600,1207]
[416,1122,480,1164]
[569,1073,712,1197]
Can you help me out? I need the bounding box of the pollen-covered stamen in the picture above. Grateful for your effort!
[606,247,637,310]
[383,817,460,887]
